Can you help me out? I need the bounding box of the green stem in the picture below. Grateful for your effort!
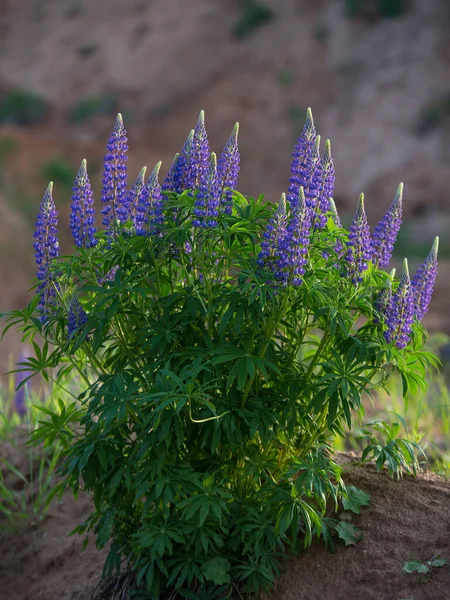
[305,332,329,379]
[241,293,290,408]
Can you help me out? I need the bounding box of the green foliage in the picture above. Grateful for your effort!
[41,158,76,191]
[0,88,48,126]
[232,0,275,39]
[69,94,118,124]
[403,554,447,579]
[344,0,407,20]
[4,183,438,595]
[359,421,425,478]
[342,485,370,514]
[0,369,79,531]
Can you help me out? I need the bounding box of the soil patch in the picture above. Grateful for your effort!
[0,449,449,600]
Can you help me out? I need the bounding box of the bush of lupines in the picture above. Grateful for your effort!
[3,108,440,598]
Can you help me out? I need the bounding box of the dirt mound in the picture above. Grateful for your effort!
[275,460,450,600]
[1,446,449,600]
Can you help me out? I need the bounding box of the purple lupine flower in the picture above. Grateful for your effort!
[345,194,373,284]
[184,111,210,192]
[257,193,288,271]
[217,122,240,215]
[98,265,119,286]
[70,159,97,249]
[175,130,194,193]
[67,294,88,337]
[136,162,164,236]
[287,107,318,210]
[313,139,334,229]
[33,182,59,320]
[371,183,403,268]
[373,269,395,324]
[384,259,414,349]
[101,113,129,229]
[193,153,220,228]
[126,166,147,232]
[162,153,180,194]
[411,236,439,321]
[285,187,312,286]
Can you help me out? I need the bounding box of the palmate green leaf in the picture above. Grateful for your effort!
[342,485,371,514]
[202,557,231,585]
[428,557,447,568]
[336,521,363,546]
[403,560,430,574]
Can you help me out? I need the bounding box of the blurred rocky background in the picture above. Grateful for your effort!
[0,0,449,364]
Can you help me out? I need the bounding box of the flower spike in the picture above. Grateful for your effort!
[136,162,164,235]
[287,108,318,210]
[101,113,129,229]
[70,159,97,248]
[345,193,373,283]
[217,122,240,215]
[384,258,414,349]
[372,183,403,268]
[33,182,59,320]
[411,236,439,320]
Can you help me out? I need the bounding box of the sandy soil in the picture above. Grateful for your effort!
[1,443,449,600]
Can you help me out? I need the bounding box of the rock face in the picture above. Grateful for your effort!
[0,0,449,219]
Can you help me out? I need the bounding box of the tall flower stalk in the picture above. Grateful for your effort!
[371,183,403,268]
[136,162,164,236]
[345,194,373,283]
[313,139,334,229]
[70,159,97,248]
[33,182,59,320]
[287,107,317,210]
[411,236,439,320]
[384,259,414,349]
[184,111,209,193]
[127,167,147,233]
[217,123,240,215]
[101,113,129,230]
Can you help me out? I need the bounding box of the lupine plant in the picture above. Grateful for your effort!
[2,108,440,599]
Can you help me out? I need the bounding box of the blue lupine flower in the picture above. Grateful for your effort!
[101,113,129,229]
[126,167,147,232]
[70,159,97,248]
[371,183,403,268]
[68,294,88,337]
[411,236,439,320]
[345,194,373,283]
[98,265,119,286]
[258,193,288,272]
[193,153,220,228]
[185,111,209,192]
[33,182,59,320]
[217,122,240,215]
[287,107,318,210]
[384,259,414,349]
[285,187,312,286]
[162,153,180,194]
[136,162,164,235]
[313,139,334,229]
